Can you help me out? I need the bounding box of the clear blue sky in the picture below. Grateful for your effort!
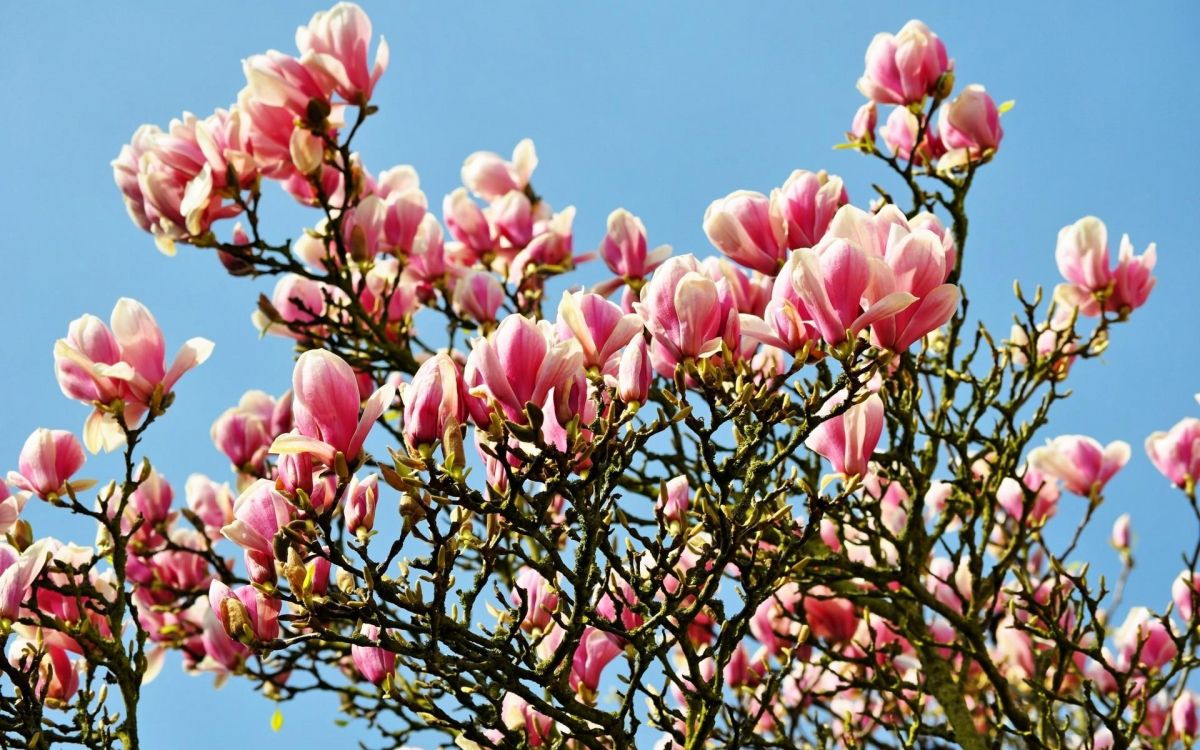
[3,1,1198,746]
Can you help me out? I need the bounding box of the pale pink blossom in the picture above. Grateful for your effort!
[1056,216,1113,292]
[847,102,877,142]
[790,238,916,347]
[656,476,689,528]
[556,291,643,375]
[8,429,88,499]
[128,467,174,525]
[1111,513,1132,552]
[208,580,281,642]
[463,315,584,426]
[1174,691,1199,739]
[1173,570,1200,622]
[636,255,728,373]
[880,106,922,162]
[866,229,961,351]
[597,208,671,290]
[0,540,51,621]
[443,188,494,255]
[211,390,292,474]
[461,139,537,202]
[295,2,389,103]
[351,623,396,684]
[570,626,623,700]
[221,479,295,584]
[773,170,848,251]
[616,336,652,405]
[345,474,380,537]
[996,467,1060,524]
[703,190,788,275]
[270,349,396,466]
[805,392,885,478]
[185,475,235,534]
[857,20,952,105]
[1113,607,1176,670]
[451,269,506,325]
[510,566,559,634]
[401,354,467,451]
[938,84,1003,159]
[1027,435,1130,497]
[501,692,554,747]
[1146,417,1200,491]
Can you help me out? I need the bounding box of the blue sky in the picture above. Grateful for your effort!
[3,1,1198,746]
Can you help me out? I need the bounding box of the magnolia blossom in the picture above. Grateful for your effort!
[1027,435,1130,497]
[451,269,506,325]
[636,255,737,376]
[857,20,952,105]
[221,479,295,584]
[703,190,788,275]
[866,229,961,351]
[847,102,877,142]
[345,474,379,537]
[8,429,88,499]
[596,208,671,292]
[1146,417,1200,491]
[805,392,885,478]
[938,85,1004,166]
[270,349,395,465]
[1054,216,1157,317]
[113,109,254,254]
[463,314,583,426]
[55,299,213,452]
[773,170,849,251]
[501,693,555,747]
[295,2,389,103]
[7,639,80,706]
[996,466,1060,525]
[570,627,624,701]
[1113,607,1177,671]
[510,566,559,634]
[211,390,292,474]
[556,292,643,376]
[0,540,51,621]
[656,476,690,528]
[351,624,396,684]
[209,581,281,642]
[401,354,467,451]
[461,138,537,202]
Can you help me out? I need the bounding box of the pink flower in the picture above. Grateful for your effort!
[0,539,51,620]
[597,208,671,290]
[351,623,396,685]
[109,298,214,408]
[1174,570,1200,622]
[8,639,80,706]
[996,467,1060,524]
[128,468,173,526]
[443,188,494,256]
[55,299,213,452]
[0,487,25,537]
[508,207,581,283]
[750,582,803,655]
[938,84,1003,157]
[1027,435,1130,497]
[570,626,623,701]
[501,693,554,747]
[655,475,690,529]
[208,580,281,642]
[401,354,467,451]
[847,102,877,142]
[636,255,726,372]
[1113,607,1176,671]
[1056,216,1114,293]
[1109,233,1157,313]
[510,566,559,633]
[866,229,961,352]
[270,350,396,466]
[703,190,788,275]
[1174,692,1200,739]
[345,474,380,538]
[1146,417,1200,491]
[451,269,506,325]
[211,390,292,474]
[221,479,295,584]
[739,252,817,356]
[460,139,538,202]
[805,392,885,478]
[185,475,235,534]
[616,336,652,405]
[1111,513,1132,552]
[857,20,952,105]
[556,292,644,376]
[463,315,584,426]
[488,190,534,248]
[790,238,916,347]
[773,170,848,251]
[8,429,88,499]
[114,109,255,254]
[802,586,858,644]
[880,106,922,162]
[295,2,389,103]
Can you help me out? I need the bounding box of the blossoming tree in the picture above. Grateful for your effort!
[2,6,1197,749]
